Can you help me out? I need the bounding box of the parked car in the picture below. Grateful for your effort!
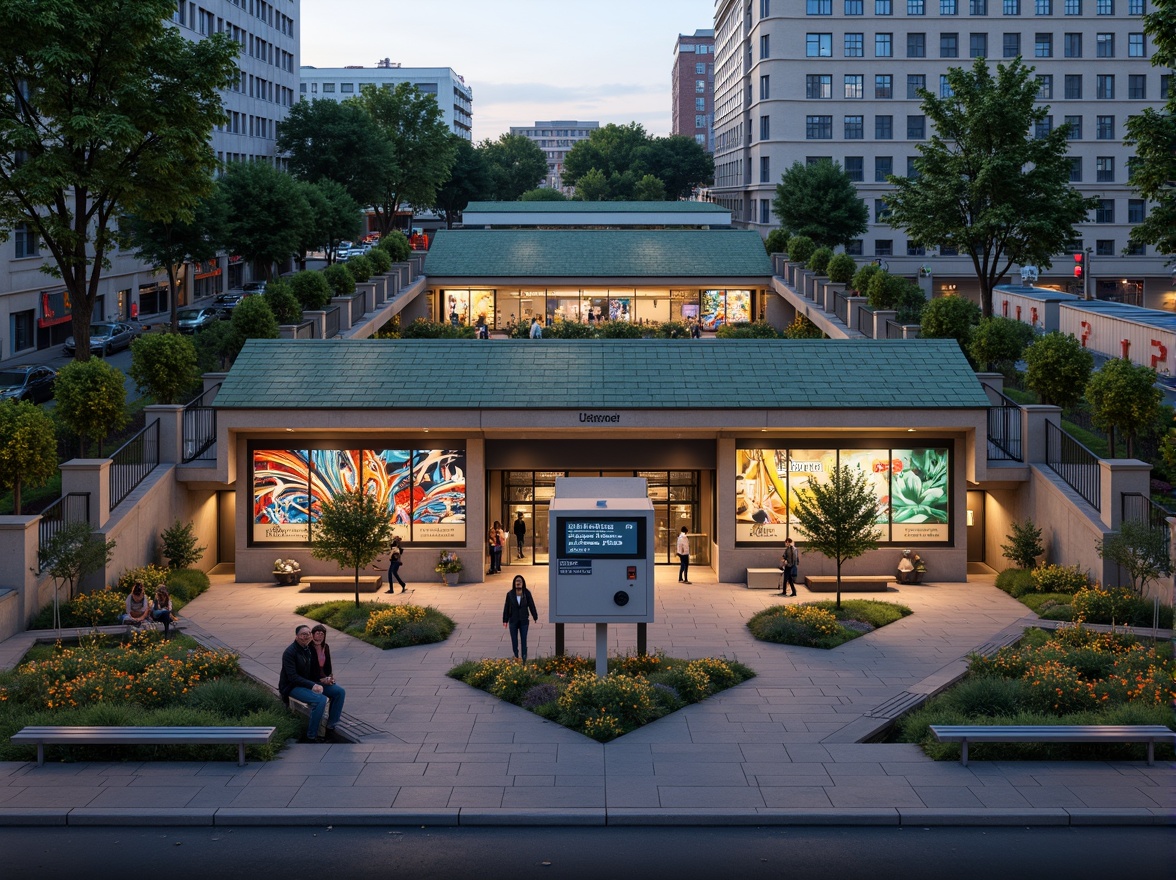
[175,307,220,334]
[242,280,267,295]
[213,292,255,318]
[0,364,57,403]
[62,321,135,356]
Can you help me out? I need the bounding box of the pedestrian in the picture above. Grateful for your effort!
[151,585,178,638]
[781,538,798,596]
[386,535,406,593]
[529,317,543,339]
[450,306,460,327]
[502,575,539,662]
[475,315,488,339]
[587,307,595,324]
[309,624,338,691]
[278,624,346,743]
[690,320,701,340]
[676,526,691,584]
[513,511,527,559]
[488,520,504,574]
[120,581,151,627]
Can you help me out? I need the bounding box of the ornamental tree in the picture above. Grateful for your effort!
[0,399,57,515]
[218,162,312,280]
[1097,519,1172,598]
[772,160,869,249]
[310,490,394,606]
[53,359,128,457]
[38,520,116,610]
[1085,358,1163,458]
[129,332,200,405]
[884,58,1097,318]
[969,317,1036,375]
[1023,331,1094,410]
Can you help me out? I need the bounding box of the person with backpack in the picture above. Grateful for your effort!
[780,538,798,596]
[386,535,406,593]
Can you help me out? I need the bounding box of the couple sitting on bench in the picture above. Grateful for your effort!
[119,581,179,637]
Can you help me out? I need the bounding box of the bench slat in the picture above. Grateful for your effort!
[11,726,276,767]
[929,724,1175,767]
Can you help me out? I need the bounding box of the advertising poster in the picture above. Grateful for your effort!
[726,290,751,325]
[701,290,725,330]
[735,448,789,542]
[470,290,495,327]
[889,448,950,541]
[608,298,631,322]
[252,449,311,542]
[782,448,836,542]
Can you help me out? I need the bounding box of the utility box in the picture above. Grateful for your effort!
[548,477,655,624]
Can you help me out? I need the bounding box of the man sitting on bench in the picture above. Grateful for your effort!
[278,624,346,744]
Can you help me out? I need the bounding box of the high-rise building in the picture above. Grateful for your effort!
[300,62,473,140]
[672,29,715,153]
[711,0,1172,306]
[509,121,600,193]
[0,0,301,358]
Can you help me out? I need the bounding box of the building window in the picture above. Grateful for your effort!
[1096,33,1114,57]
[760,115,771,140]
[1128,75,1146,99]
[940,75,954,97]
[696,97,706,110]
[1003,33,1021,56]
[845,75,864,99]
[942,0,958,11]
[907,74,926,99]
[941,33,959,57]
[970,33,988,57]
[875,239,894,256]
[907,33,926,57]
[845,33,864,56]
[875,75,893,98]
[876,33,893,56]
[1097,75,1114,99]
[1096,157,1115,182]
[760,199,772,224]
[1096,115,1114,139]
[1004,0,1021,11]
[1034,116,1053,138]
[971,0,989,10]
[340,83,354,94]
[1064,74,1082,99]
[1068,156,1082,181]
[875,156,893,181]
[1064,114,1082,138]
[12,309,34,352]
[1125,241,1146,255]
[1065,0,1082,11]
[907,242,927,256]
[807,156,833,166]
[806,74,833,98]
[908,0,925,11]
[1064,32,1082,57]
[761,156,771,183]
[807,0,832,11]
[1162,75,1171,99]
[761,34,771,58]
[806,115,833,138]
[1095,199,1115,223]
[1037,75,1053,99]
[845,115,864,138]
[1128,199,1146,223]
[876,114,894,138]
[696,62,706,75]
[322,82,335,93]
[1096,0,1113,12]
[846,240,864,256]
[806,33,832,56]
[907,115,926,139]
[876,0,893,12]
[1035,0,1052,12]
[846,0,865,11]
[14,223,38,258]
[696,79,706,93]
[762,0,772,14]
[1095,239,1115,256]
[1128,33,1145,57]
[844,156,865,181]
[1128,0,1143,12]
[695,115,709,128]
[1035,33,1052,57]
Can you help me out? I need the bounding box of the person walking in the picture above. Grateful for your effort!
[513,511,527,559]
[386,535,406,593]
[529,317,543,339]
[676,526,691,584]
[781,538,798,597]
[502,575,539,662]
[278,624,346,743]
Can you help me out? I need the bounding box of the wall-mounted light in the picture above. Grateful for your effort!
[967,509,974,527]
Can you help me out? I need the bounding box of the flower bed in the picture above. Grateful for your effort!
[448,652,755,742]
[296,600,455,649]
[0,631,300,763]
[895,624,1176,762]
[747,599,912,648]
[29,565,212,629]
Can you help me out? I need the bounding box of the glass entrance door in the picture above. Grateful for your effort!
[533,503,550,564]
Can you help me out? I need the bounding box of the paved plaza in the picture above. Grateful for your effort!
[0,568,1171,826]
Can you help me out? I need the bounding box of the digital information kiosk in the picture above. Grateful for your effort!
[548,477,655,677]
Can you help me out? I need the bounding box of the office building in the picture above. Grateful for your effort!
[509,121,600,193]
[672,29,716,152]
[300,62,473,140]
[711,0,1173,306]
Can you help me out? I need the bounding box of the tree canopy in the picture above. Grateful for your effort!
[310,491,394,606]
[433,136,490,227]
[0,0,238,361]
[772,160,869,248]
[479,133,548,201]
[884,58,1097,318]
[53,359,128,457]
[1084,358,1163,458]
[0,399,57,515]
[129,332,200,405]
[1023,331,1094,410]
[562,123,713,200]
[217,162,312,280]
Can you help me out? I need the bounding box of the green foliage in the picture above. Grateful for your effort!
[184,677,280,716]
[346,253,374,283]
[807,246,834,275]
[159,520,206,570]
[764,228,790,254]
[850,262,882,295]
[297,601,454,650]
[919,295,981,360]
[432,137,492,226]
[263,280,302,325]
[1085,358,1163,458]
[53,359,128,456]
[649,321,691,339]
[574,167,609,201]
[594,320,643,338]
[192,320,241,372]
[217,161,312,279]
[298,178,360,266]
[230,293,280,344]
[309,491,395,606]
[38,521,116,606]
[826,252,857,284]
[0,400,57,515]
[784,314,825,339]
[288,270,333,312]
[715,321,783,339]
[321,262,357,298]
[1024,331,1094,410]
[748,600,911,648]
[995,567,1035,597]
[884,58,1098,318]
[790,464,882,609]
[1030,563,1090,594]
[561,123,713,200]
[378,230,411,262]
[128,331,200,406]
[478,132,550,200]
[29,589,126,629]
[366,246,392,275]
[1097,520,1172,596]
[969,317,1036,374]
[115,564,171,594]
[866,271,913,311]
[785,235,816,265]
[1071,586,1175,628]
[399,318,474,339]
[632,173,666,201]
[545,320,598,339]
[772,160,869,248]
[1001,519,1044,569]
[165,568,210,603]
[519,187,567,201]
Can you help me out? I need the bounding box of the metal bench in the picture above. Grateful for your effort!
[10,725,277,767]
[929,724,1176,766]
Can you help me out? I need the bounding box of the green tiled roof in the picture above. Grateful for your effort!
[423,229,772,278]
[215,339,990,410]
[464,201,729,214]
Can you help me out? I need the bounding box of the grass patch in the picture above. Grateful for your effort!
[893,624,1176,762]
[296,600,455,649]
[447,652,755,742]
[747,599,913,648]
[0,631,300,763]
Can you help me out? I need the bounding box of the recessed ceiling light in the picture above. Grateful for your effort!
[907,428,916,432]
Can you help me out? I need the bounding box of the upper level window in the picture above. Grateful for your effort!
[908,33,927,57]
[1096,0,1112,11]
[1065,0,1082,10]
[908,0,925,12]
[876,74,893,98]
[1128,0,1144,12]
[845,33,864,56]
[971,0,988,10]
[941,0,958,12]
[1035,0,1052,12]
[846,0,864,11]
[877,33,893,56]
[806,74,833,98]
[1003,33,1021,56]
[876,0,893,11]
[806,33,832,56]
[845,75,864,98]
[1035,33,1053,57]
[941,33,959,57]
[760,34,770,58]
[1096,33,1114,57]
[1004,0,1021,11]
[970,33,988,57]
[1064,33,1081,56]
[1128,34,1145,57]
[14,223,39,258]
[807,0,832,12]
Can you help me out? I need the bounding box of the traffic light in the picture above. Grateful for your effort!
[1073,252,1084,280]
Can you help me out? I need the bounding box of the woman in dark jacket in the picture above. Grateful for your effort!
[502,575,539,662]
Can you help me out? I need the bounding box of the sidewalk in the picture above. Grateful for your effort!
[0,568,1171,827]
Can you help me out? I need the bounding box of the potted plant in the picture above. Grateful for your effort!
[435,550,463,586]
[273,558,302,586]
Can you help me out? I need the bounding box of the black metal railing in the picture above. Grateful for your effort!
[1045,420,1101,511]
[38,492,90,571]
[885,319,905,339]
[1121,492,1172,532]
[834,292,849,324]
[983,385,1024,462]
[182,383,221,463]
[109,419,159,511]
[324,305,341,339]
[854,302,874,336]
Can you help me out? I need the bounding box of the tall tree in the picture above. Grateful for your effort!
[53,359,128,457]
[1085,358,1163,458]
[298,179,361,267]
[276,98,395,208]
[646,135,714,199]
[433,136,490,227]
[575,168,610,202]
[633,174,667,201]
[479,133,548,201]
[0,0,238,361]
[772,161,869,248]
[0,399,57,515]
[1023,331,1094,410]
[354,83,456,236]
[562,122,652,198]
[311,490,394,607]
[217,162,312,280]
[1124,0,1176,256]
[128,333,200,406]
[790,464,882,610]
[885,58,1097,318]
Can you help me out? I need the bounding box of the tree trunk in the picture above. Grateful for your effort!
[354,564,360,607]
[1108,426,1117,459]
[12,479,21,516]
[167,263,179,332]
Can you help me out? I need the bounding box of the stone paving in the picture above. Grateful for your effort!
[0,567,1172,826]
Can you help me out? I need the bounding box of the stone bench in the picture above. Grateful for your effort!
[746,568,785,590]
[300,575,383,593]
[929,724,1176,766]
[803,575,894,592]
[10,725,277,767]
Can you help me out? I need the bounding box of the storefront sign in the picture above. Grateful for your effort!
[579,412,621,423]
[38,288,72,328]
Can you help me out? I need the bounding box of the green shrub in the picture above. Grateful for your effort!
[166,569,210,603]
[1030,564,1090,594]
[184,677,282,717]
[807,246,834,275]
[936,675,1027,717]
[715,320,783,339]
[595,320,643,338]
[159,519,206,570]
[346,253,373,283]
[786,235,816,265]
[784,314,824,339]
[378,230,411,262]
[115,564,170,593]
[850,262,882,295]
[995,567,1035,597]
[366,247,392,275]
[29,589,127,628]
[399,318,474,339]
[748,600,910,648]
[650,321,691,339]
[556,672,656,734]
[1001,519,1044,569]
[288,270,333,311]
[764,228,790,254]
[263,280,302,325]
[488,664,545,704]
[322,263,356,298]
[298,600,454,649]
[1070,586,1172,627]
[545,320,596,339]
[826,252,857,284]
